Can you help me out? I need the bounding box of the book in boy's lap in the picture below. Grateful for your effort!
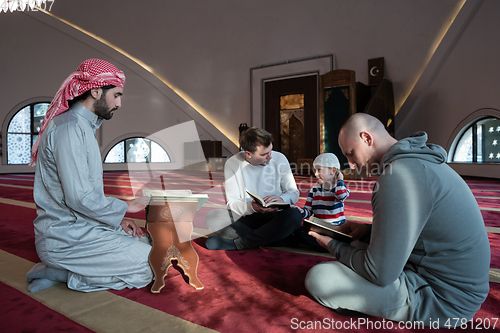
[246,190,290,208]
[303,216,352,243]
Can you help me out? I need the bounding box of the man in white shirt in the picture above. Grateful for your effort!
[205,128,302,250]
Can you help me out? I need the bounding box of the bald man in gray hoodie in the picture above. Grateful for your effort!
[306,113,490,327]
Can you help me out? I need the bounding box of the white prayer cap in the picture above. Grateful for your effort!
[313,153,340,169]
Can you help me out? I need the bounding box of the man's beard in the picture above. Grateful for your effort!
[93,94,116,120]
[359,151,379,174]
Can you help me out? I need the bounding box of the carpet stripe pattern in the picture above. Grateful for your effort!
[0,171,499,332]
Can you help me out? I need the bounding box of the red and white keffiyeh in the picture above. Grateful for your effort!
[29,58,126,166]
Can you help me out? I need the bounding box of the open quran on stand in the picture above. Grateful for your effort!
[303,216,352,243]
[142,189,209,210]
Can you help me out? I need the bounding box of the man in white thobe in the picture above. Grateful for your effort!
[26,59,153,292]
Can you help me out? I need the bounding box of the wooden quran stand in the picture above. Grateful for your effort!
[146,200,204,293]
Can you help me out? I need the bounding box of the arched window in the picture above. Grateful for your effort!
[452,116,500,163]
[6,101,50,164]
[104,137,170,163]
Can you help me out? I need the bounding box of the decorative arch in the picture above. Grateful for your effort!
[446,108,500,163]
[103,133,172,164]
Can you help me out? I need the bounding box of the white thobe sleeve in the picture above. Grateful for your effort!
[51,123,127,227]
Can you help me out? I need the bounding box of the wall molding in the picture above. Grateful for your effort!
[26,10,238,156]
[396,0,483,138]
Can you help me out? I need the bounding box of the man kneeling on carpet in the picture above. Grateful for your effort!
[205,127,302,250]
[305,113,490,326]
[26,59,153,293]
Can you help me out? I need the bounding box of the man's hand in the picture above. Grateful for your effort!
[308,231,333,250]
[336,221,371,240]
[126,196,150,213]
[120,218,145,238]
[250,195,284,213]
[262,195,284,204]
[251,200,278,213]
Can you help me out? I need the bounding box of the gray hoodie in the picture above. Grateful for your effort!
[329,132,490,322]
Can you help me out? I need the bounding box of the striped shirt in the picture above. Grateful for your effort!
[302,180,349,225]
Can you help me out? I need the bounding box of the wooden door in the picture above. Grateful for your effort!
[320,70,357,169]
[264,75,318,165]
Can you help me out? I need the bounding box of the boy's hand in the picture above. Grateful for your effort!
[290,204,304,214]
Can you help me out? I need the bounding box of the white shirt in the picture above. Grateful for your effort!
[224,151,299,216]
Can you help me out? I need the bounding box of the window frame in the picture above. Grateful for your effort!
[448,109,500,164]
[103,136,170,164]
[2,97,52,165]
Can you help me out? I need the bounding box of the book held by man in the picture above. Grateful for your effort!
[246,190,290,208]
[303,216,352,243]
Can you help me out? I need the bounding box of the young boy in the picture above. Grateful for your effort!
[293,153,349,250]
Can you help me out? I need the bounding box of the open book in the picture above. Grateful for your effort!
[246,190,290,208]
[143,189,209,210]
[303,216,352,243]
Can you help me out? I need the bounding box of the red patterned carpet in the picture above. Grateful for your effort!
[0,171,499,332]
